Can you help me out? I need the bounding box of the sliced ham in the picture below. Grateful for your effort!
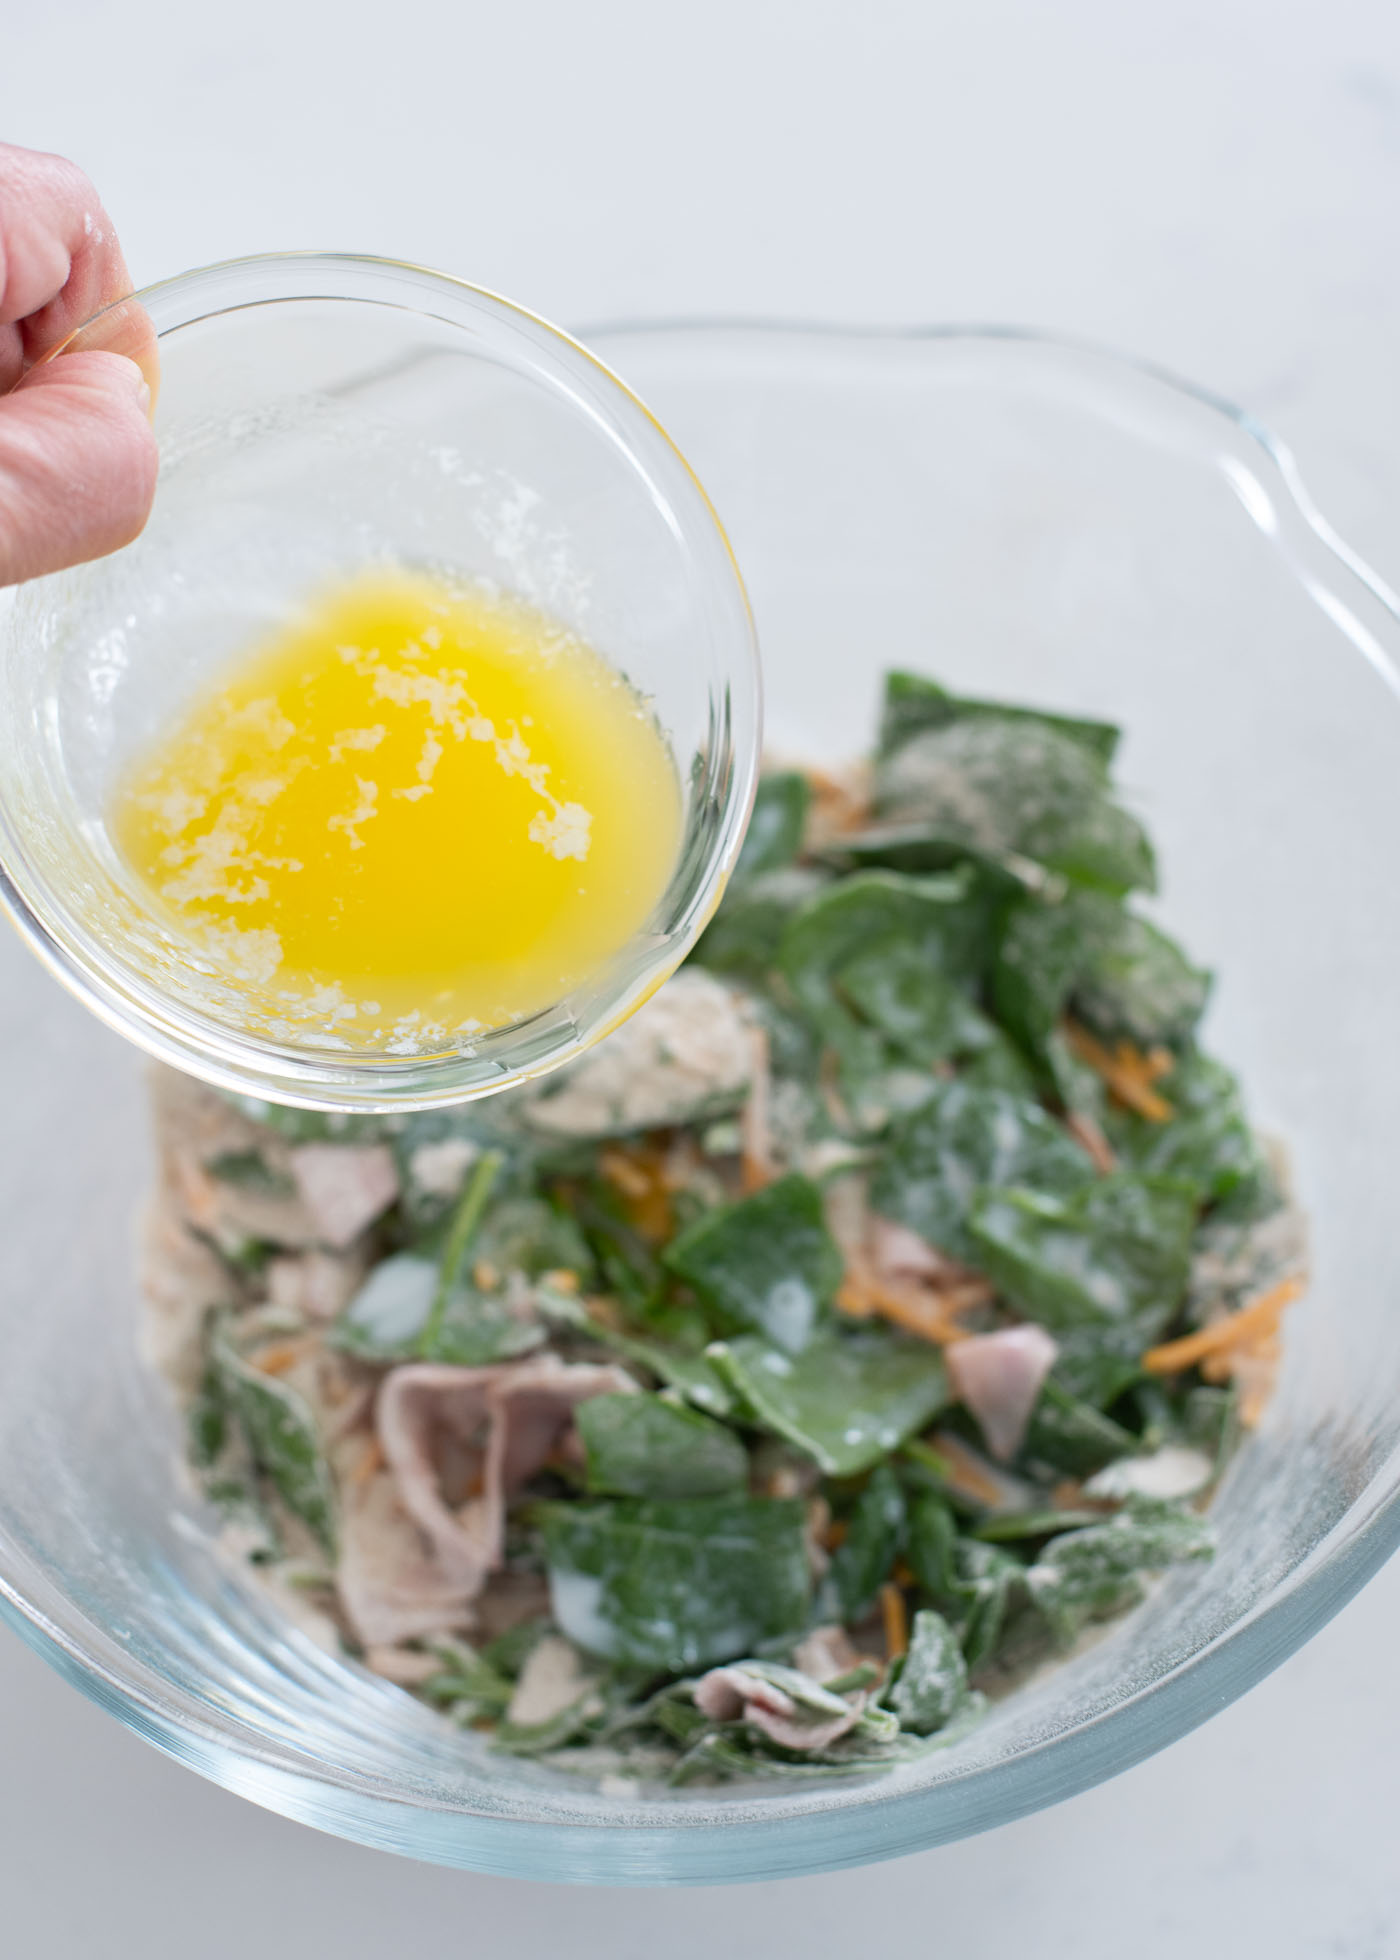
[792,1625,864,1685]
[336,1471,485,1647]
[693,1662,865,1752]
[266,1248,368,1322]
[288,1143,399,1249]
[944,1325,1060,1463]
[373,1354,637,1619]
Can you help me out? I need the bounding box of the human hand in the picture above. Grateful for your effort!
[0,143,158,587]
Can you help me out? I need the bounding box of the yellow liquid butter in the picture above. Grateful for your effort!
[111,570,682,1047]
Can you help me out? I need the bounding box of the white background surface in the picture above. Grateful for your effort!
[3,3,1399,1951]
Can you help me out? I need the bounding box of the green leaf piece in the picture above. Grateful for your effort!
[837,935,1000,1068]
[885,1609,969,1734]
[205,1149,296,1198]
[576,1392,749,1499]
[877,670,1120,767]
[779,868,992,1084]
[733,772,811,881]
[715,1329,950,1477]
[1020,1376,1140,1478]
[829,1462,907,1620]
[969,1174,1197,1405]
[1072,912,1211,1050]
[874,718,1153,896]
[540,1495,811,1671]
[991,889,1119,1078]
[871,1078,1094,1263]
[1027,1499,1214,1642]
[692,867,831,981]
[211,1328,337,1556]
[664,1174,842,1354]
[1107,1048,1272,1213]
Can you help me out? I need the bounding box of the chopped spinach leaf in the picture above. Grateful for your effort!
[1108,1048,1271,1213]
[577,1392,748,1499]
[874,718,1154,897]
[836,934,999,1067]
[664,1174,841,1353]
[871,1078,1093,1263]
[828,1462,906,1620]
[970,1174,1197,1405]
[884,1608,969,1734]
[715,1329,949,1477]
[1072,911,1211,1050]
[692,866,830,981]
[877,670,1120,767]
[540,1495,811,1672]
[734,772,811,881]
[210,1326,337,1557]
[1027,1499,1214,1642]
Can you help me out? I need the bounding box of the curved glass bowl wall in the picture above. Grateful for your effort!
[0,326,1397,1881]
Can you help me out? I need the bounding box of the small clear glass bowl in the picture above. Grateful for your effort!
[0,257,760,1112]
[2,325,1399,1882]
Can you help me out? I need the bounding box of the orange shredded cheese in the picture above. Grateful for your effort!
[1065,1109,1118,1174]
[598,1144,673,1243]
[928,1431,1012,1509]
[803,761,873,847]
[880,1582,909,1661]
[1142,1275,1305,1374]
[835,1267,991,1345]
[1064,1020,1176,1123]
[250,1336,318,1377]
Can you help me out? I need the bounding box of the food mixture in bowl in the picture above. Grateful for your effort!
[139,670,1307,1788]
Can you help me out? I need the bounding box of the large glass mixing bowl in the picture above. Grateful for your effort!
[1,325,1397,1883]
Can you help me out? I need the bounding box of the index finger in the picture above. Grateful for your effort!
[0,144,155,394]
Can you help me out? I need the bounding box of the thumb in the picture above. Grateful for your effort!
[0,349,158,586]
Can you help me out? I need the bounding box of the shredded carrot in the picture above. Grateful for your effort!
[598,1147,653,1201]
[582,1294,624,1332]
[1065,1109,1117,1175]
[823,1517,849,1552]
[541,1267,580,1295]
[880,1582,909,1661]
[835,1266,991,1345]
[1142,1276,1305,1374]
[351,1435,384,1485]
[1064,1020,1175,1123]
[472,1259,500,1291]
[803,762,873,846]
[598,1144,673,1243]
[928,1431,1012,1509]
[250,1336,317,1377]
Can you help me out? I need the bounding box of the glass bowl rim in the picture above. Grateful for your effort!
[3,316,1400,1883]
[0,253,763,1114]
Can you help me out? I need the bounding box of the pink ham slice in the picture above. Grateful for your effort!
[944,1325,1060,1463]
[693,1665,865,1752]
[372,1354,637,1609]
[288,1144,399,1250]
[336,1471,490,1648]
